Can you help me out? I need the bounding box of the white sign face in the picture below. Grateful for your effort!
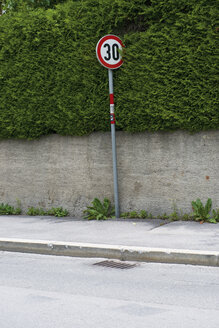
[96,35,124,69]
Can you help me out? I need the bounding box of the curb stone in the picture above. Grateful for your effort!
[0,238,219,267]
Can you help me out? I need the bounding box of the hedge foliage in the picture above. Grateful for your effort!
[2,0,66,11]
[0,0,218,139]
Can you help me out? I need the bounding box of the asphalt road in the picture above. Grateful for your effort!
[0,252,219,328]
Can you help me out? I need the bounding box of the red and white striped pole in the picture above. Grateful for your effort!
[110,92,115,124]
[108,69,119,218]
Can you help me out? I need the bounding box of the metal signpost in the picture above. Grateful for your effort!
[96,35,124,218]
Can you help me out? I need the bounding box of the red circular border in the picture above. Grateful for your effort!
[96,35,124,69]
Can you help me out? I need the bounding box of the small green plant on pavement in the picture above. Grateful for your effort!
[27,206,68,217]
[120,211,130,218]
[139,210,148,219]
[129,211,139,218]
[180,213,193,221]
[0,203,21,215]
[47,207,69,217]
[27,207,47,216]
[208,209,219,224]
[120,210,152,219]
[83,198,115,220]
[191,198,212,222]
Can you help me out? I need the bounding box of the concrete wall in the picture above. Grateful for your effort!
[0,131,218,216]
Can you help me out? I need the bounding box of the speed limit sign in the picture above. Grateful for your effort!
[96,35,124,69]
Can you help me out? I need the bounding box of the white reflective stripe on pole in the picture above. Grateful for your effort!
[108,69,120,218]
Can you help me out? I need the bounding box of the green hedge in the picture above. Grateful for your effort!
[0,0,218,139]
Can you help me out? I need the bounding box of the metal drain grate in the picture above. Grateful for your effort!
[93,260,137,270]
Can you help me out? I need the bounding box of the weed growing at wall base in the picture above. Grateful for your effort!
[0,198,218,223]
[27,207,69,217]
[46,207,69,217]
[0,203,69,217]
[27,207,47,216]
[191,198,212,222]
[84,197,218,223]
[83,198,115,220]
[0,203,21,215]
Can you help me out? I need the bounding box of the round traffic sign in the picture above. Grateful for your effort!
[96,35,124,69]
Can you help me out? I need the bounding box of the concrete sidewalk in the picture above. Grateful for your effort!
[0,216,219,266]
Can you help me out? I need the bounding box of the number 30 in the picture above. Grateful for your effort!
[104,43,119,61]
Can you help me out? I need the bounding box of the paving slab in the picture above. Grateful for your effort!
[0,216,218,251]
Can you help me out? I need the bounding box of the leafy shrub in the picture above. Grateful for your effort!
[208,209,219,224]
[27,206,68,217]
[83,198,115,220]
[120,211,130,218]
[129,211,139,218]
[3,0,66,11]
[47,207,69,217]
[119,199,218,223]
[0,0,218,140]
[0,203,21,215]
[191,198,212,221]
[120,210,150,219]
[139,210,148,219]
[27,207,47,216]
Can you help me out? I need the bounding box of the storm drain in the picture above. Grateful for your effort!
[93,260,138,270]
